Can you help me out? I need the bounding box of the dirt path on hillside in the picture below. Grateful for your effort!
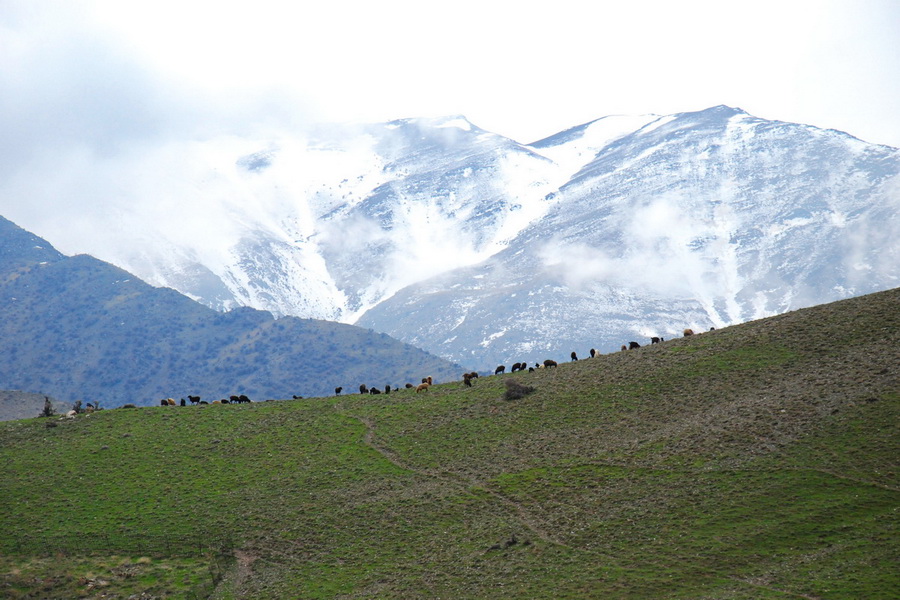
[336,407,576,551]
[734,577,824,600]
[231,549,258,592]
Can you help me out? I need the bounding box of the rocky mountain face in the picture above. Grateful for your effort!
[359,106,900,365]
[0,216,463,413]
[8,106,899,369]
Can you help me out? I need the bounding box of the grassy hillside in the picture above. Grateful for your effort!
[1,288,897,599]
[0,215,464,414]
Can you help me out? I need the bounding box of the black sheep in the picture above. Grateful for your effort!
[359,384,368,394]
[495,365,506,375]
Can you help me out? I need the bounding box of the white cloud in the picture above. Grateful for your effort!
[1,0,898,259]
[537,192,746,327]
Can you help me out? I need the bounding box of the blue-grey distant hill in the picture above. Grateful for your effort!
[0,216,464,415]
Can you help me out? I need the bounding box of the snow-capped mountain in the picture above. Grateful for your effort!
[6,106,899,368]
[358,106,900,365]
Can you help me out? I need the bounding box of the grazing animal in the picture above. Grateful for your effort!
[160,399,168,406]
[495,365,506,375]
[359,384,368,394]
[335,386,343,395]
[571,352,578,361]
[167,398,176,406]
[651,337,662,344]
[621,345,628,351]
[199,401,209,405]
[590,348,597,358]
[239,394,251,404]
[370,387,381,395]
[510,362,521,372]
[528,367,535,372]
[230,395,240,403]
[405,383,414,389]
[180,398,186,406]
[221,398,230,404]
[385,385,391,394]
[463,373,473,387]
[468,372,479,380]
[416,383,430,393]
[292,395,302,400]
[543,359,557,368]
[188,395,200,404]
[629,341,641,350]
[683,328,694,336]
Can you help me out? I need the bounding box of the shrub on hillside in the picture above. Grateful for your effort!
[39,396,55,418]
[504,379,535,401]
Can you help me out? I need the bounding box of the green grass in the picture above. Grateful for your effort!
[0,554,223,600]
[1,288,898,598]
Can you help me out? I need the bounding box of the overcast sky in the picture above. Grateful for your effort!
[1,0,899,198]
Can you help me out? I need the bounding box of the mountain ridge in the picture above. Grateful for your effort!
[0,215,465,413]
[3,105,897,369]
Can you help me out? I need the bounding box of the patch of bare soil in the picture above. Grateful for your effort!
[230,549,258,595]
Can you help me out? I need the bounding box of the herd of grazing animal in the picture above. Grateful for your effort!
[490,328,708,378]
[132,328,708,410]
[158,394,253,407]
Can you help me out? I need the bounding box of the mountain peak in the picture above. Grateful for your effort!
[385,114,477,132]
[0,216,64,274]
[7,108,898,370]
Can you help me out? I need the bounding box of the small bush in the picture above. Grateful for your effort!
[39,396,56,418]
[504,379,535,401]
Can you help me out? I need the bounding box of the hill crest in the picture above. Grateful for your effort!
[1,286,897,598]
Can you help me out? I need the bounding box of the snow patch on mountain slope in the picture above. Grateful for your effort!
[530,114,661,179]
[5,106,897,370]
